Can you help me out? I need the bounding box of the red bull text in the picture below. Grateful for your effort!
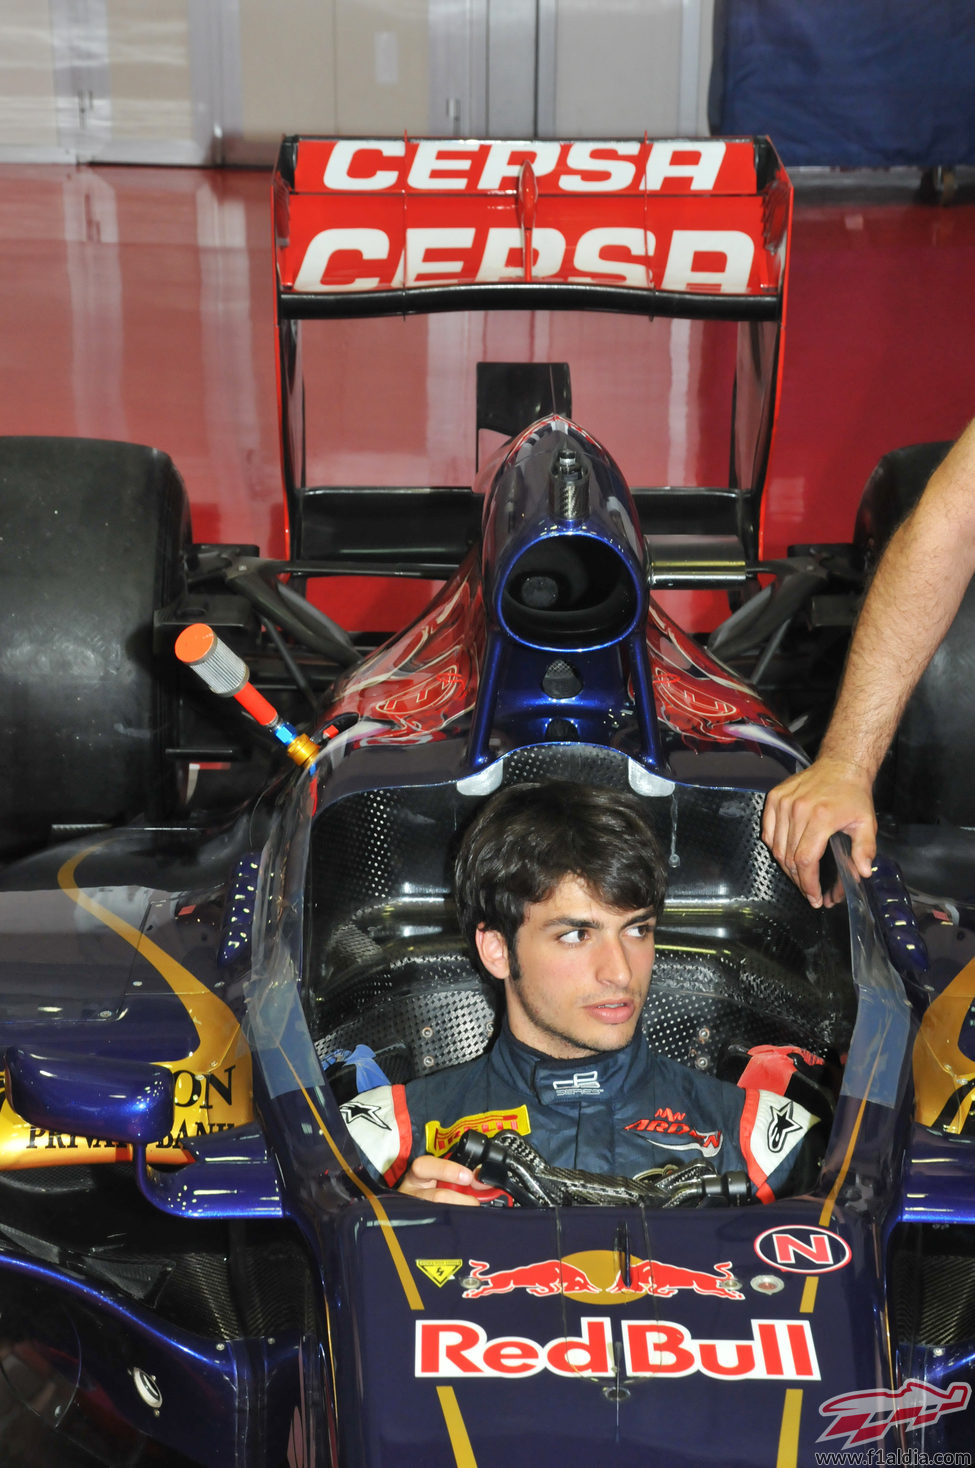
[415,1317,819,1381]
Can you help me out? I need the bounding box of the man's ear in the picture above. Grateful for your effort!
[475,925,510,981]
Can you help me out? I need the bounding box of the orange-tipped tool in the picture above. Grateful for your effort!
[175,622,325,768]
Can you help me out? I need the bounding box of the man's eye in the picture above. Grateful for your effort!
[557,928,587,945]
[627,923,655,940]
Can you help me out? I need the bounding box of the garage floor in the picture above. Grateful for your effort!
[2,162,973,632]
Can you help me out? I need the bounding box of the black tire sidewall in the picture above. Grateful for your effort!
[854,440,971,824]
[0,437,189,849]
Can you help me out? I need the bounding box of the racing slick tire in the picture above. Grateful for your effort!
[854,441,952,564]
[0,437,190,855]
[853,441,975,824]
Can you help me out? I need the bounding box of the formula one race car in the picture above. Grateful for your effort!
[0,136,972,1467]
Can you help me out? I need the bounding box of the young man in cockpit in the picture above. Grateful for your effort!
[342,780,822,1204]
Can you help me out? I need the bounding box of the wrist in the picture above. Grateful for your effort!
[810,751,877,789]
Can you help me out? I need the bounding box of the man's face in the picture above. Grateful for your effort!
[475,875,656,1060]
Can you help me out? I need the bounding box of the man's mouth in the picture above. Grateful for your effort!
[584,999,635,1023]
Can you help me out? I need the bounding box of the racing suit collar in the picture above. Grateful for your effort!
[494,1022,648,1103]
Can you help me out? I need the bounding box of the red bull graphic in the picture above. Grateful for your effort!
[645,601,787,747]
[416,1317,819,1382]
[461,1250,743,1302]
[817,1380,971,1449]
[463,1259,601,1300]
[609,1256,743,1301]
[374,660,469,726]
[333,568,483,744]
[651,664,744,741]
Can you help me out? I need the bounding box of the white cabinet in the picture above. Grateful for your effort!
[0,0,714,165]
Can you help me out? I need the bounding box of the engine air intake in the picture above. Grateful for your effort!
[501,535,639,650]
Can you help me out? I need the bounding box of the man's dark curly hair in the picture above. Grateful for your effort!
[454,780,667,960]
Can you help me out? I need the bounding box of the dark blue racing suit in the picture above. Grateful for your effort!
[341,1025,820,1203]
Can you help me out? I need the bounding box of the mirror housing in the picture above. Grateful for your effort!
[4,1047,175,1145]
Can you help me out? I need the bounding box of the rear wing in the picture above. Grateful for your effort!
[272,136,792,568]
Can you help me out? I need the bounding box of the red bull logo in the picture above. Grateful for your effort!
[375,662,469,725]
[461,1250,743,1302]
[818,1379,971,1449]
[611,1256,743,1300]
[416,1317,819,1382]
[463,1258,600,1299]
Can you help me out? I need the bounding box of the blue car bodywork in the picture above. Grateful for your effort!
[0,136,971,1466]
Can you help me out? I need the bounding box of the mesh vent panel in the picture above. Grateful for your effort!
[316,965,500,1079]
[304,749,854,1084]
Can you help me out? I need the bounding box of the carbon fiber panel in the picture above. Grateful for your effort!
[891,1225,975,1347]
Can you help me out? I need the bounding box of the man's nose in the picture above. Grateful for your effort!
[595,936,632,986]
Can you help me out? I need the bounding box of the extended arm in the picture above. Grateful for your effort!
[763,418,975,905]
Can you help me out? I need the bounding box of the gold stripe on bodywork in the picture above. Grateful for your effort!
[55,847,254,1146]
[913,955,975,1132]
[276,1031,479,1464]
[776,1389,803,1468]
[437,1386,479,1467]
[774,1033,886,1465]
[54,851,473,1460]
[276,1047,424,1311]
[0,847,253,1167]
[57,847,248,1074]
